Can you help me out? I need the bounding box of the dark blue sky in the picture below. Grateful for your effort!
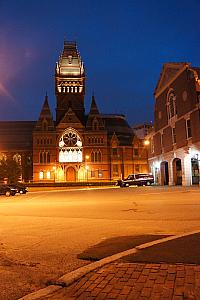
[0,0,200,125]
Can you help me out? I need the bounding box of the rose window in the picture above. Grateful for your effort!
[59,128,82,163]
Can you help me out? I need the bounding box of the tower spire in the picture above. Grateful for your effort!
[55,40,85,124]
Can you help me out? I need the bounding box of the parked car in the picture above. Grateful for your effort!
[8,183,28,194]
[117,173,154,187]
[0,185,18,196]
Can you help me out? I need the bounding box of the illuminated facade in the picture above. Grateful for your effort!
[32,41,149,182]
[148,63,200,186]
[0,41,149,183]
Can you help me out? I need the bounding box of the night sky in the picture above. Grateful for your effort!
[0,0,200,126]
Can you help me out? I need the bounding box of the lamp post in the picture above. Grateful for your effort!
[143,139,150,174]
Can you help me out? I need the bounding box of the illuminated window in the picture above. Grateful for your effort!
[98,169,103,177]
[39,171,44,180]
[59,128,82,163]
[46,171,51,179]
[13,154,21,165]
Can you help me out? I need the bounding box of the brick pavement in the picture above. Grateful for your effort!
[46,262,200,300]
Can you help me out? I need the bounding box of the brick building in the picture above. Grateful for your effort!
[0,41,149,183]
[148,62,200,186]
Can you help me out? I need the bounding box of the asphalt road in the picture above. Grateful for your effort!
[0,186,200,299]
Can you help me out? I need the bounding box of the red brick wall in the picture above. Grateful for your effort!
[175,118,187,148]
[191,109,200,142]
[163,126,173,152]
[154,132,162,155]
[154,69,197,132]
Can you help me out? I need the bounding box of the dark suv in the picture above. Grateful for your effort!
[0,185,18,196]
[117,173,154,187]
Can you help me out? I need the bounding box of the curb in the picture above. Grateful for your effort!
[19,229,200,300]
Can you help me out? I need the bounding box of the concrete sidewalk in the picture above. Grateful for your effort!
[46,262,200,300]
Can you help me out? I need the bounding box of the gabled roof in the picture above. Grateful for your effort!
[154,62,189,97]
[56,107,84,130]
[86,95,105,130]
[34,94,55,131]
[89,95,100,115]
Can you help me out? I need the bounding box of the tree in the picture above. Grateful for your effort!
[0,158,21,184]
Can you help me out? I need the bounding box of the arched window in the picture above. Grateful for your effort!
[0,153,7,161]
[91,151,95,162]
[13,154,21,165]
[39,171,44,180]
[167,90,177,119]
[47,152,50,163]
[40,152,43,163]
[91,150,102,162]
[98,151,102,162]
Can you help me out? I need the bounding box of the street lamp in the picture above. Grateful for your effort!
[144,139,150,146]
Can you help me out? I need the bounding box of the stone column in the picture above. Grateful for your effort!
[181,155,192,186]
[168,159,174,186]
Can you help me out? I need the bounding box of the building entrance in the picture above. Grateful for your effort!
[160,161,169,185]
[66,167,76,181]
[173,158,182,185]
[191,157,199,184]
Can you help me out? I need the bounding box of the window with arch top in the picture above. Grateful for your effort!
[167,90,177,120]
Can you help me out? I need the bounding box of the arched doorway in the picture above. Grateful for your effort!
[191,157,199,185]
[160,161,169,185]
[66,167,76,181]
[173,158,182,185]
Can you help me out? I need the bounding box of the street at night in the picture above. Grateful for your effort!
[0,186,200,299]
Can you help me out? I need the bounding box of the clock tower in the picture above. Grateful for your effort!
[55,40,85,124]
